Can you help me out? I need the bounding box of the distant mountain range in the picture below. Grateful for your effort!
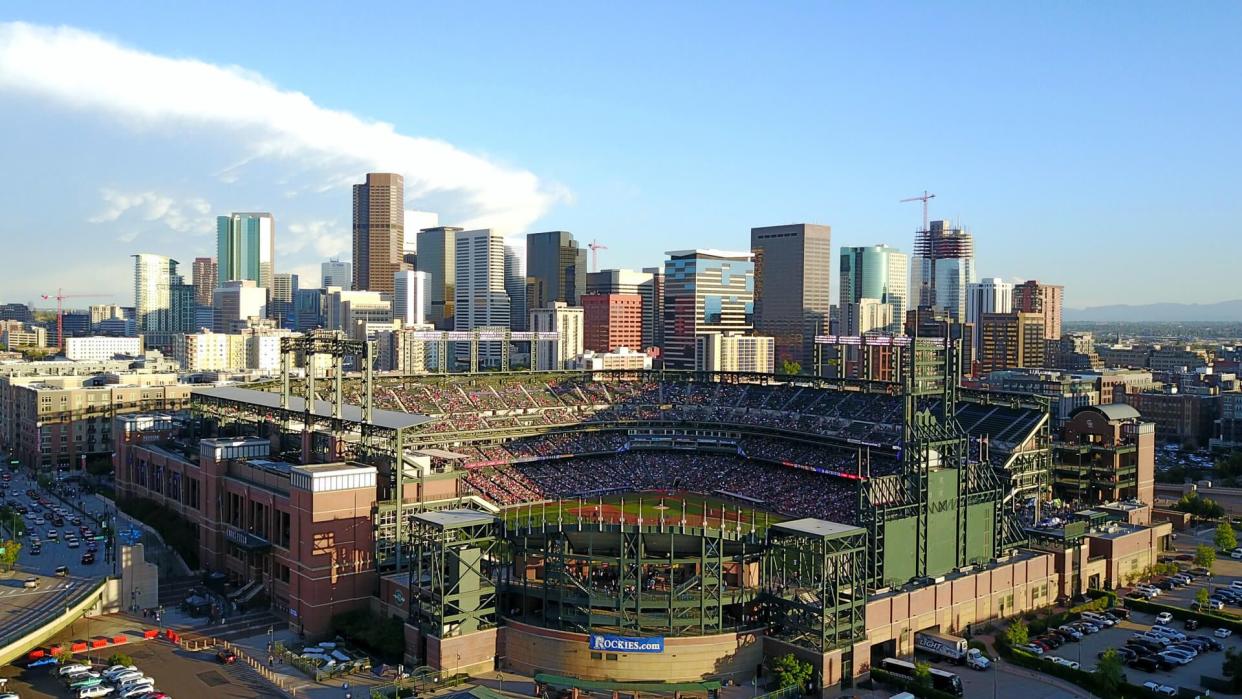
[1063,299,1242,322]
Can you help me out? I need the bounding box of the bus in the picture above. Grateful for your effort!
[878,658,964,697]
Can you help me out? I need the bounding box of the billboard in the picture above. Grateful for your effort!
[588,634,664,653]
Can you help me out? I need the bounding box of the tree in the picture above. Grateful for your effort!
[1218,521,1238,552]
[0,539,20,572]
[1095,649,1125,693]
[781,360,802,376]
[107,651,134,667]
[1224,648,1242,693]
[1197,587,1212,610]
[1196,544,1217,573]
[913,661,933,689]
[770,653,813,690]
[52,648,74,664]
[1004,619,1029,647]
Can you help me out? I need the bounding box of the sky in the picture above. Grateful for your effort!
[1,2,1239,310]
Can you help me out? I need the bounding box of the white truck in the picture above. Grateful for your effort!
[914,630,992,670]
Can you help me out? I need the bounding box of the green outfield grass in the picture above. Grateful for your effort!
[499,490,785,534]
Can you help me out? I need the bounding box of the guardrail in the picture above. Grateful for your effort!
[0,578,110,666]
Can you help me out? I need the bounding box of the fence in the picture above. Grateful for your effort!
[753,685,802,699]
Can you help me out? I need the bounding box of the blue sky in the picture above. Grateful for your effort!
[1,2,1239,309]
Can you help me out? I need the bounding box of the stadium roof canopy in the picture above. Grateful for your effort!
[771,518,865,539]
[192,386,431,430]
[1070,403,1142,422]
[414,509,497,530]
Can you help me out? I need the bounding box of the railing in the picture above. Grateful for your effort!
[753,685,802,699]
[179,635,292,695]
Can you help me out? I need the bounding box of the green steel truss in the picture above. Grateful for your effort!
[762,524,867,652]
[409,516,499,639]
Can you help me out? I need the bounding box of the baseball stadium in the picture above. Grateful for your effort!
[111,332,1168,695]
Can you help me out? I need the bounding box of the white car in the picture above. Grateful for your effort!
[1021,643,1045,656]
[102,666,138,681]
[1047,656,1080,670]
[77,685,114,698]
[1144,681,1177,696]
[58,664,92,677]
[1155,612,1174,624]
[1216,628,1234,638]
[1158,650,1192,666]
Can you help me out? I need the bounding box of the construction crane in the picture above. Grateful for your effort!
[40,288,110,352]
[900,190,936,231]
[588,239,609,273]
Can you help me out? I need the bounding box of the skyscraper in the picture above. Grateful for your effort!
[133,253,194,344]
[504,244,527,331]
[454,229,510,366]
[416,226,461,330]
[272,272,299,329]
[978,312,1046,374]
[662,249,754,370]
[582,293,644,353]
[394,270,431,327]
[530,302,584,370]
[216,212,276,293]
[911,219,976,321]
[525,231,586,312]
[839,244,909,334]
[965,278,1015,331]
[751,224,831,369]
[1014,279,1064,342]
[192,257,217,307]
[586,268,661,350]
[352,172,405,293]
[321,258,352,289]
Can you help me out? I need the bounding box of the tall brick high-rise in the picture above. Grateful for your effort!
[352,173,405,293]
[582,293,643,353]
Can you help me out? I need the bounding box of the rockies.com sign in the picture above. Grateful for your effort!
[588,634,665,653]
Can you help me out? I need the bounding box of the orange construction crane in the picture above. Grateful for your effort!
[900,190,936,231]
[40,288,111,351]
[588,239,609,273]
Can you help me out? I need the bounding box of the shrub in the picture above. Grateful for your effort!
[107,652,134,667]
[330,609,405,662]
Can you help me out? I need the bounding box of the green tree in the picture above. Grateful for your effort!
[52,648,74,664]
[1095,649,1125,693]
[1224,648,1242,693]
[1196,544,1217,572]
[770,653,813,690]
[107,651,134,667]
[913,661,933,689]
[1218,521,1239,552]
[781,359,802,376]
[0,538,20,572]
[1197,587,1212,610]
[1004,619,1029,647]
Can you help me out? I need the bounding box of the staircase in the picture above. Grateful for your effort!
[182,608,283,643]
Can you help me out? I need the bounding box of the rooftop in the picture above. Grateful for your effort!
[193,385,432,430]
[771,518,865,539]
[413,508,497,530]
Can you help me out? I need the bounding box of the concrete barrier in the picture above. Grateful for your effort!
[0,579,111,667]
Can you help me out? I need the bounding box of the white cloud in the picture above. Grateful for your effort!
[285,219,350,259]
[88,189,214,238]
[0,21,562,233]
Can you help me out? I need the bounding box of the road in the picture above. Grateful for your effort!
[0,469,112,648]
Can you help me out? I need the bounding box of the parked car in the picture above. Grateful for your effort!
[1130,655,1161,672]
[1046,656,1081,670]
[1021,643,1046,656]
[1157,650,1193,666]
[1155,612,1174,625]
[1185,618,1201,630]
[1144,681,1178,696]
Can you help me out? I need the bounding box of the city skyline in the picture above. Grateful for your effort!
[2,6,1242,310]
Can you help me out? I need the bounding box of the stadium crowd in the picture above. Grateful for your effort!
[464,450,864,524]
[343,376,906,443]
